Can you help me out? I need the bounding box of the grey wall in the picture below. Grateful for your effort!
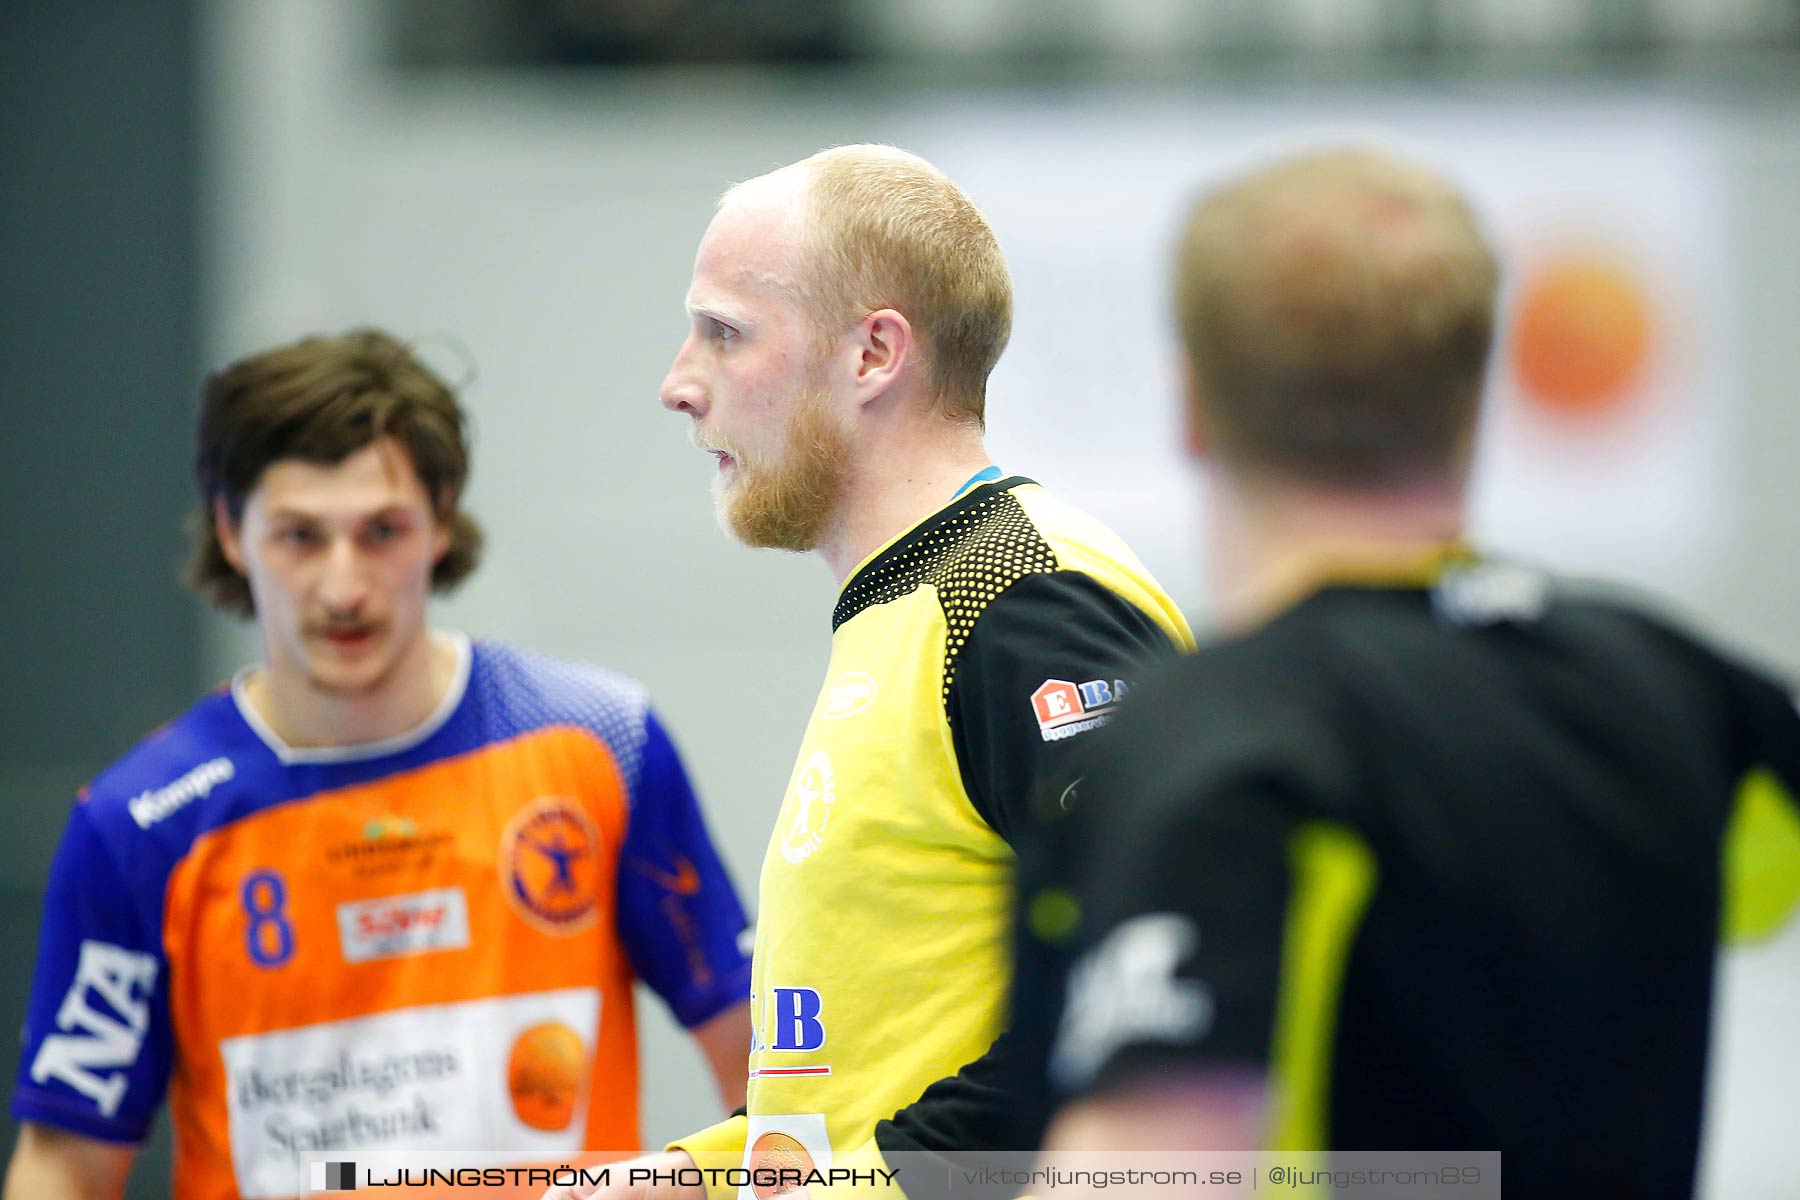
[1,1,200,1194]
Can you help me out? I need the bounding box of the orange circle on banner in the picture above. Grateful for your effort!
[749,1132,815,1200]
[1510,258,1654,417]
[507,1021,585,1131]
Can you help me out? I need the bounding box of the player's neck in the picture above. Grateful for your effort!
[244,628,460,750]
[814,422,992,585]
[1210,472,1468,634]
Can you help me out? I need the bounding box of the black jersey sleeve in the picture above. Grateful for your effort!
[945,569,1179,844]
[1722,657,1800,794]
[1010,661,1366,1123]
[1610,604,1800,945]
[1715,654,1800,945]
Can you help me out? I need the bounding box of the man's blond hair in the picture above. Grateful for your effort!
[1176,146,1499,488]
[754,144,1013,426]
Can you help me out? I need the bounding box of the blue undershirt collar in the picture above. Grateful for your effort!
[952,465,1003,500]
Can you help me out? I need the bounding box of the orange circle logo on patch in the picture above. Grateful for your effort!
[501,797,602,935]
[749,1132,815,1200]
[507,1021,586,1131]
[1510,256,1655,418]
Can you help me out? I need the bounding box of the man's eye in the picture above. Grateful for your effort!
[279,528,320,548]
[710,320,737,343]
[366,521,401,544]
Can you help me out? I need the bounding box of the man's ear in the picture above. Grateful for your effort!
[213,496,248,574]
[849,307,915,405]
[1179,353,1210,461]
[431,490,454,566]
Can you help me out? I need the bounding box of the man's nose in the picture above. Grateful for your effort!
[316,537,370,614]
[660,334,706,417]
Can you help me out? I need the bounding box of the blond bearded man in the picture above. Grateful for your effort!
[548,147,1193,1200]
[1011,148,1800,1197]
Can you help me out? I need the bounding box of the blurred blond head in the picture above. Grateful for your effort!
[1175,147,1499,490]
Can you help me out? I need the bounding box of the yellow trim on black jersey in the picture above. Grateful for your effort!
[1268,821,1378,1152]
[1722,767,1800,944]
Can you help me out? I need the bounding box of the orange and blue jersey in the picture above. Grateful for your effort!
[12,635,751,1200]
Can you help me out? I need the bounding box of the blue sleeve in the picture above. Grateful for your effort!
[616,709,753,1028]
[12,800,172,1142]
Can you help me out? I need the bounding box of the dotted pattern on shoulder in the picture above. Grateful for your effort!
[833,487,1060,710]
[472,642,652,802]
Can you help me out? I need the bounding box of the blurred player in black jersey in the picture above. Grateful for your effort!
[1010,147,1800,1197]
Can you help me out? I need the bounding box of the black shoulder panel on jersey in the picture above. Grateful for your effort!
[833,478,1056,715]
[949,569,1180,845]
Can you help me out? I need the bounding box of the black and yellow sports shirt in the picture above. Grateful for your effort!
[1013,559,1800,1198]
[675,475,1193,1197]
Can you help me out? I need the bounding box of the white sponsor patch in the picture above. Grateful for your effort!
[336,889,470,964]
[221,988,599,1199]
[1051,913,1213,1092]
[127,757,234,829]
[1432,563,1550,627]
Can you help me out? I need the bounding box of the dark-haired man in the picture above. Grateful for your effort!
[1013,148,1800,1197]
[7,330,753,1200]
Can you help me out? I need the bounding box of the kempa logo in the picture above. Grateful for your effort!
[310,1161,356,1191]
[127,757,234,829]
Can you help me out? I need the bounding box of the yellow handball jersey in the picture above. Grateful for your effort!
[674,476,1193,1198]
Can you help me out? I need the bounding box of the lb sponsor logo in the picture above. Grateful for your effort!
[778,751,835,865]
[820,671,876,720]
[1030,678,1130,742]
[500,797,602,935]
[506,1021,586,1132]
[749,986,828,1064]
[336,888,470,964]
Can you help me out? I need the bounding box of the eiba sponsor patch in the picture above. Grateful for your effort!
[336,889,470,963]
[1030,678,1130,742]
